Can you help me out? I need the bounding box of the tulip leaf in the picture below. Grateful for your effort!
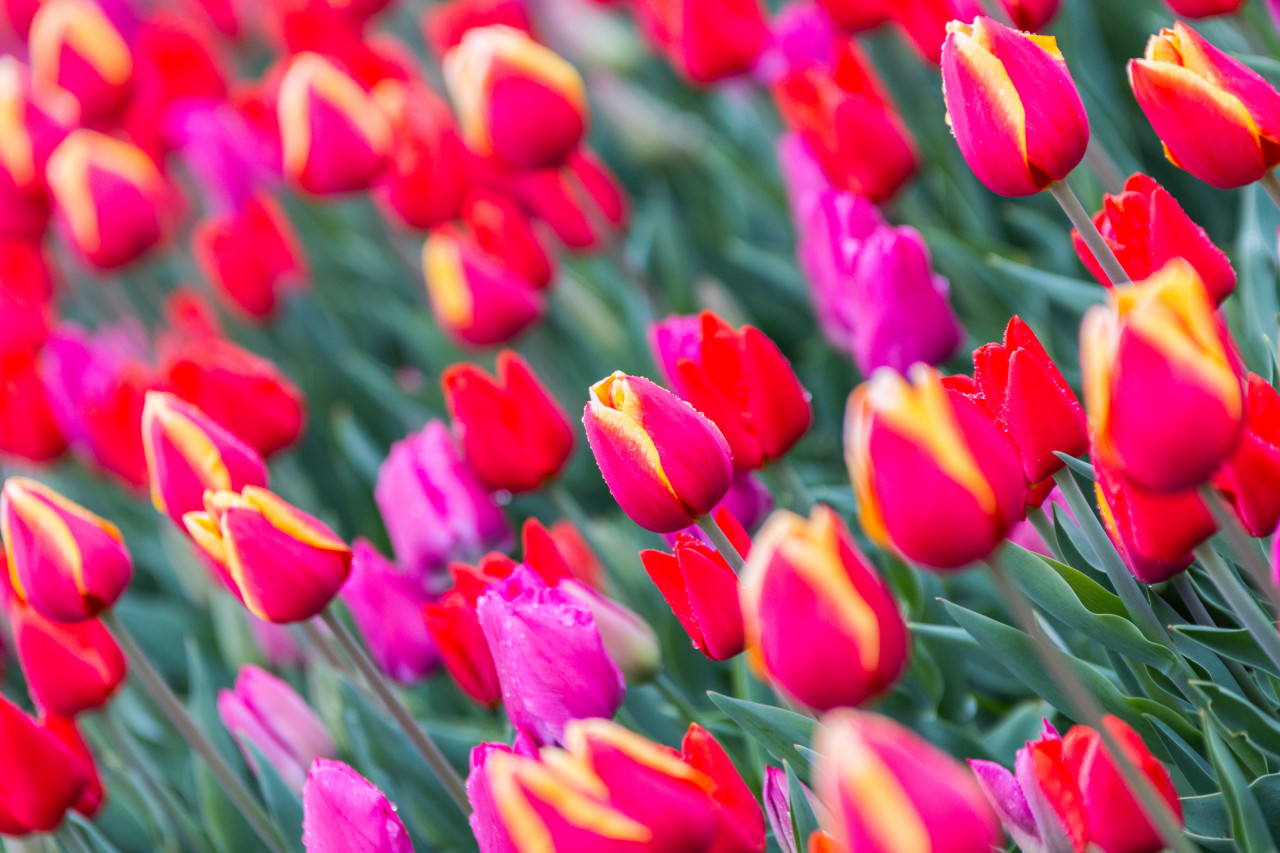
[1191,681,1280,760]
[1183,772,1280,848]
[784,760,821,849]
[1173,625,1280,680]
[246,744,305,853]
[1146,715,1218,796]
[707,693,814,775]
[987,254,1106,312]
[67,815,127,853]
[1200,712,1279,853]
[1052,453,1097,481]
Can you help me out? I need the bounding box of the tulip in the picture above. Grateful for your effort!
[814,710,1000,853]
[845,364,1026,570]
[464,188,555,289]
[941,16,1089,197]
[442,350,574,493]
[302,759,414,853]
[168,100,279,217]
[813,0,890,32]
[278,52,392,195]
[741,506,907,710]
[444,25,587,170]
[28,0,133,124]
[184,486,353,623]
[667,475,774,549]
[218,664,336,791]
[193,192,309,320]
[0,350,65,462]
[585,371,734,534]
[1006,487,1072,557]
[970,717,1182,853]
[141,391,269,528]
[1129,22,1280,188]
[795,189,877,354]
[475,565,624,744]
[0,694,86,832]
[682,723,768,853]
[341,541,438,684]
[1,478,132,623]
[651,311,811,473]
[999,0,1060,31]
[371,78,469,230]
[893,0,982,64]
[522,516,605,590]
[248,616,307,668]
[374,419,512,581]
[0,59,77,241]
[45,130,168,269]
[8,600,126,716]
[422,225,545,347]
[754,2,842,86]
[1081,258,1243,493]
[422,0,534,55]
[778,131,835,234]
[510,149,629,251]
[558,579,662,683]
[42,716,104,818]
[1163,0,1246,15]
[0,239,56,338]
[1095,457,1216,584]
[644,521,748,661]
[1213,374,1280,537]
[1072,173,1235,305]
[632,0,769,84]
[423,586,502,708]
[161,335,307,458]
[773,38,918,203]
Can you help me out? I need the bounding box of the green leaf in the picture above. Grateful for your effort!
[1174,625,1280,680]
[1146,715,1217,796]
[246,744,305,853]
[988,254,1106,311]
[1184,773,1280,848]
[1201,712,1279,853]
[784,761,820,849]
[707,692,815,775]
[1192,681,1280,760]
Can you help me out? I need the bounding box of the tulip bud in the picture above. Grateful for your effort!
[1,478,132,623]
[585,371,734,534]
[0,349,66,463]
[1213,374,1280,537]
[742,506,908,710]
[8,600,126,716]
[442,350,575,494]
[1095,457,1215,584]
[845,364,1026,570]
[893,0,982,64]
[141,391,269,528]
[633,0,769,84]
[42,715,105,818]
[814,710,1001,853]
[509,149,629,251]
[278,52,392,195]
[941,16,1089,197]
[971,717,1182,853]
[0,59,77,241]
[1163,0,1246,15]
[29,0,133,124]
[464,187,555,289]
[1072,173,1235,305]
[422,225,546,347]
[558,579,662,683]
[422,0,534,55]
[999,0,1060,30]
[375,419,512,581]
[1129,22,1280,188]
[303,759,413,853]
[184,486,352,623]
[813,0,890,32]
[371,78,469,230]
[522,516,605,590]
[218,664,336,791]
[774,38,918,203]
[341,541,438,685]
[475,565,624,744]
[193,192,309,320]
[445,25,586,170]
[1081,258,1244,493]
[0,694,86,832]
[45,130,167,269]
[424,586,502,708]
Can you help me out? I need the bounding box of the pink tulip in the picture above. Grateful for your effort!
[340,540,439,684]
[218,665,335,791]
[302,759,414,853]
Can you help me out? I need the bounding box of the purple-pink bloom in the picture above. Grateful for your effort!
[341,540,439,685]
[166,101,281,216]
[753,1,840,85]
[375,419,512,588]
[302,758,414,853]
[556,580,661,682]
[218,665,336,791]
[1005,489,1073,558]
[475,565,624,745]
[762,767,799,853]
[778,132,835,233]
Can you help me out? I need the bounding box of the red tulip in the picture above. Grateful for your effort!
[42,716,105,818]
[8,599,126,716]
[423,586,501,708]
[522,516,605,590]
[509,149,629,251]
[422,225,545,346]
[193,192,309,320]
[1213,373,1280,537]
[1163,0,1246,15]
[999,0,1060,31]
[0,58,77,241]
[421,0,534,55]
[0,694,86,832]
[633,0,769,84]
[28,0,133,124]
[463,187,554,289]
[893,0,982,64]
[371,78,470,230]
[0,350,65,462]
[813,0,891,32]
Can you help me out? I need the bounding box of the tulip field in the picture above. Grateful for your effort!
[8,0,1280,850]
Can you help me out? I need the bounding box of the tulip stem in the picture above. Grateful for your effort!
[318,608,470,813]
[1084,139,1127,195]
[99,611,288,853]
[769,457,814,514]
[1027,505,1063,562]
[1047,180,1130,285]
[696,514,747,574]
[986,551,1196,853]
[1193,544,1280,676]
[1200,486,1280,619]
[1259,170,1280,216]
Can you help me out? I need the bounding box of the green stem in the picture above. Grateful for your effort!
[696,514,747,574]
[1084,138,1127,195]
[1027,505,1063,562]
[1194,545,1280,677]
[1201,487,1280,620]
[655,673,700,724]
[1259,170,1280,215]
[1172,575,1275,711]
[318,608,470,813]
[769,457,814,514]
[986,552,1196,853]
[99,612,287,853]
[1048,180,1130,285]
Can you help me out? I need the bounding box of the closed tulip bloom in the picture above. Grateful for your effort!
[814,710,1001,853]
[423,226,545,347]
[445,25,587,170]
[422,0,534,54]
[303,759,414,853]
[0,59,77,241]
[1129,23,1280,188]
[633,0,769,84]
[893,0,982,64]
[651,311,811,473]
[941,16,1089,197]
[510,150,629,251]
[184,486,352,623]
[219,665,336,791]
[193,192,309,320]
[8,600,126,716]
[1095,458,1215,584]
[814,0,891,32]
[475,565,624,744]
[999,0,1060,31]
[522,516,605,591]
[424,586,502,708]
[970,717,1181,853]
[1,478,132,623]
[372,79,469,230]
[584,371,734,534]
[341,541,438,685]
[1213,374,1280,537]
[845,365,1026,570]
[0,694,86,832]
[742,506,908,710]
[142,391,269,528]
[0,350,66,463]
[45,130,167,269]
[558,580,662,683]
[42,716,104,818]
[1081,258,1244,493]
[443,350,574,494]
[28,0,132,124]
[278,52,392,195]
[1071,174,1235,304]
[464,188,555,289]
[1163,0,1245,15]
